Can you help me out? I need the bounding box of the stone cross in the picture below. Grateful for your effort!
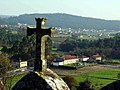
[27,18,54,72]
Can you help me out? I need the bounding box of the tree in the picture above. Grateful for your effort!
[117,73,120,80]
[8,35,36,61]
[0,54,12,89]
[77,79,94,90]
[62,75,78,89]
[1,46,8,53]
[47,53,59,65]
[0,54,12,76]
[59,36,120,60]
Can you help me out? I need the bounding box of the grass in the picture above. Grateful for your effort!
[64,63,76,66]
[54,34,70,37]
[74,69,120,90]
[110,60,120,63]
[4,69,120,90]
[5,73,27,90]
[52,48,58,51]
[0,46,3,54]
[104,59,120,64]
[0,46,3,50]
[63,63,85,69]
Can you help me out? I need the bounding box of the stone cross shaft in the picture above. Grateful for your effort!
[27,18,52,72]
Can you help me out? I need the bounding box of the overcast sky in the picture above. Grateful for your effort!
[0,0,120,20]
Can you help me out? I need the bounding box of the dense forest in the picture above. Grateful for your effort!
[0,26,120,61]
[59,36,120,59]
[1,35,120,61]
[1,13,120,30]
[1,35,36,61]
[0,27,26,46]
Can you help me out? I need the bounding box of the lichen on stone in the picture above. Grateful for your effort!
[12,69,70,90]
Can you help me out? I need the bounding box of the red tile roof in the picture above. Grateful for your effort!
[64,55,77,60]
[93,55,101,58]
[79,56,89,58]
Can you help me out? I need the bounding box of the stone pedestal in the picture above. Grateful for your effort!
[12,69,70,90]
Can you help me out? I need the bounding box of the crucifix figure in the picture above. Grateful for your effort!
[27,18,54,72]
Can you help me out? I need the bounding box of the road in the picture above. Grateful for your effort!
[0,69,33,79]
[100,64,120,69]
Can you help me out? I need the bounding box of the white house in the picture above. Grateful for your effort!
[52,55,79,66]
[92,54,102,62]
[20,61,27,68]
[52,58,64,66]
[63,55,79,65]
[79,56,89,62]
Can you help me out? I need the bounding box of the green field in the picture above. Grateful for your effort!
[4,69,120,90]
[5,73,27,90]
[74,69,120,90]
[54,34,70,37]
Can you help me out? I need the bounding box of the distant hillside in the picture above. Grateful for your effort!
[0,15,11,19]
[3,13,120,30]
[0,18,6,25]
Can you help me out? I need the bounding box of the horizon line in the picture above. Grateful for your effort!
[0,13,120,21]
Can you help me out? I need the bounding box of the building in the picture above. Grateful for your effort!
[91,54,102,62]
[52,58,64,66]
[63,55,79,65]
[79,56,89,62]
[52,55,79,66]
[11,60,28,71]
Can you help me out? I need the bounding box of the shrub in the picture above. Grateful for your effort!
[117,73,120,79]
[62,75,78,89]
[77,79,94,90]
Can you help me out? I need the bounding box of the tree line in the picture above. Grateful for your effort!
[58,36,120,59]
[1,35,36,61]
[0,27,25,46]
[1,26,120,61]
[1,34,53,62]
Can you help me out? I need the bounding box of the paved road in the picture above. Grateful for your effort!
[0,69,33,79]
[100,64,120,69]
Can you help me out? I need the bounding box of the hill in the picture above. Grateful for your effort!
[0,15,11,19]
[0,17,6,25]
[3,13,120,30]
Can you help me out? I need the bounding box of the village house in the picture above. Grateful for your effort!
[52,54,102,66]
[91,54,102,62]
[79,56,89,62]
[52,58,64,66]
[63,55,79,65]
[11,60,28,71]
[52,55,79,66]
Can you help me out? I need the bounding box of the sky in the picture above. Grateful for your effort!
[0,0,120,20]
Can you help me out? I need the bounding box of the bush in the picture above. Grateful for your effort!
[117,73,120,79]
[77,79,94,90]
[62,75,78,89]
